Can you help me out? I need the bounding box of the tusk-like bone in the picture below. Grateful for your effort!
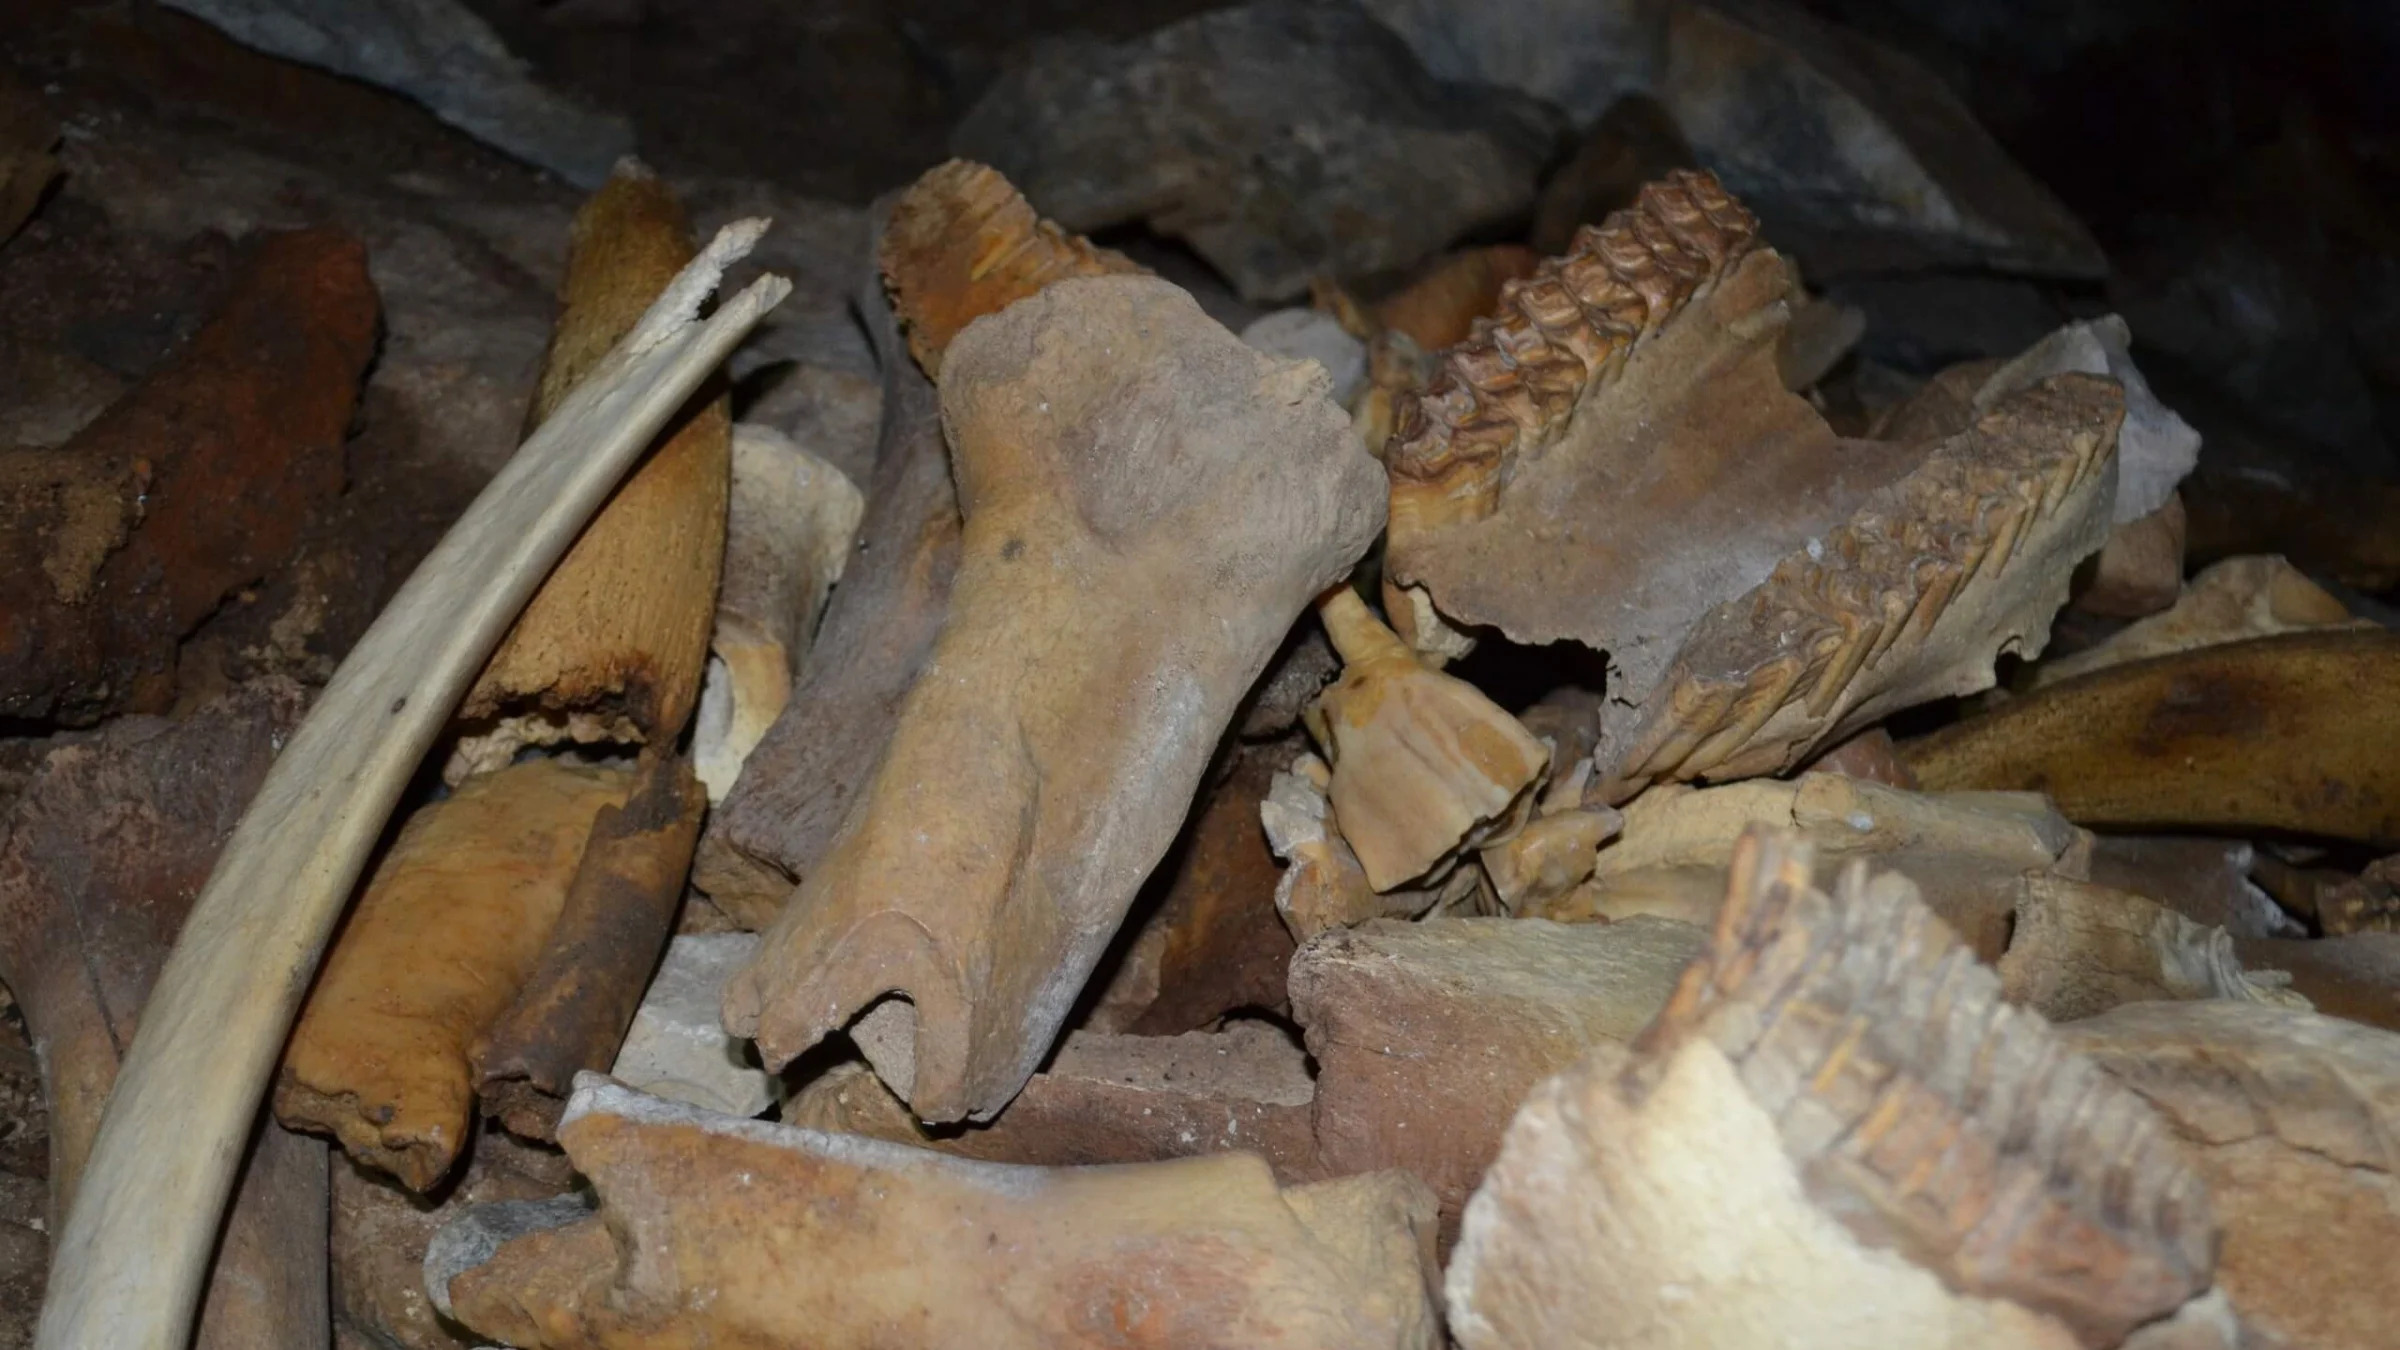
[35,222,789,1350]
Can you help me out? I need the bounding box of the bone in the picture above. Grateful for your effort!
[35,220,784,1350]
[878,158,1144,379]
[449,162,731,780]
[2074,494,2187,620]
[1446,830,2223,1350]
[607,933,778,1118]
[691,425,864,803]
[1260,752,1388,940]
[1372,244,1540,352]
[2028,553,2365,689]
[1289,914,1705,1249]
[1907,629,2400,844]
[1553,772,2087,959]
[474,754,708,1141]
[1996,873,2307,1022]
[1601,372,2123,796]
[2083,836,2302,940]
[2315,855,2400,936]
[431,1076,1441,1350]
[694,207,962,928]
[0,680,328,1350]
[1479,807,1621,914]
[2061,1001,2400,1350]
[695,165,1118,923]
[1384,170,1920,710]
[277,758,635,1188]
[722,274,1385,1123]
[1309,586,1550,891]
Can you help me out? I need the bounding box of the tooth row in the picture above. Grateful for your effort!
[1387,170,1761,521]
[1615,378,2119,788]
[1649,836,2215,1341]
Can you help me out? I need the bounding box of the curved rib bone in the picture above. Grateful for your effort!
[723,274,1385,1122]
[35,224,786,1350]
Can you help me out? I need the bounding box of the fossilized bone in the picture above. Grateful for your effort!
[699,166,1129,924]
[1905,629,2400,844]
[35,221,786,1350]
[879,157,1143,378]
[475,753,708,1139]
[2061,1001,2400,1350]
[691,424,863,802]
[1381,171,1924,710]
[448,160,731,779]
[2028,553,2363,689]
[1446,830,2223,1350]
[277,758,633,1188]
[1996,874,2304,1023]
[428,1076,1441,1350]
[1598,372,2123,795]
[1309,586,1549,891]
[722,274,1386,1123]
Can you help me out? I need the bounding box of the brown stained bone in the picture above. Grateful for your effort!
[1373,245,1540,353]
[2060,1001,2400,1350]
[1905,629,2400,844]
[1260,752,1388,941]
[2074,494,2186,620]
[0,680,329,1350]
[1601,372,2124,797]
[1289,914,1706,1250]
[433,1077,1441,1350]
[1801,724,1921,788]
[695,208,962,928]
[0,228,377,723]
[1555,772,2086,959]
[451,162,729,774]
[2029,553,2364,689]
[879,158,1144,379]
[1310,587,1550,891]
[1996,874,2306,1023]
[691,424,863,802]
[1086,741,1298,1035]
[474,755,707,1141]
[1382,171,1922,707]
[724,275,1385,1122]
[1479,808,1621,914]
[277,759,633,1189]
[1448,831,2216,1350]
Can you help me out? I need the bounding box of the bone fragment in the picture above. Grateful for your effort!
[1261,752,1387,940]
[431,1076,1441,1349]
[692,425,863,802]
[1996,873,2307,1023]
[1479,807,1620,913]
[878,158,1143,378]
[34,219,784,1350]
[2062,1001,2400,1350]
[1373,244,1540,352]
[450,162,731,779]
[475,755,707,1140]
[1907,629,2400,844]
[1290,914,1705,1249]
[695,207,961,926]
[277,759,633,1187]
[607,932,777,1118]
[2029,553,2364,688]
[2075,494,2187,619]
[1447,830,2223,1350]
[722,274,1385,1123]
[1310,586,1549,891]
[1601,372,2123,795]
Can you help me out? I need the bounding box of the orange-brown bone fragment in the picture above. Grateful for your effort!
[276,759,632,1190]
[880,158,1144,377]
[455,161,729,761]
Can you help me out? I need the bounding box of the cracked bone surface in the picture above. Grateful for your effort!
[429,1076,1440,1350]
[722,273,1386,1122]
[2061,1001,2400,1350]
[1446,830,2222,1350]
